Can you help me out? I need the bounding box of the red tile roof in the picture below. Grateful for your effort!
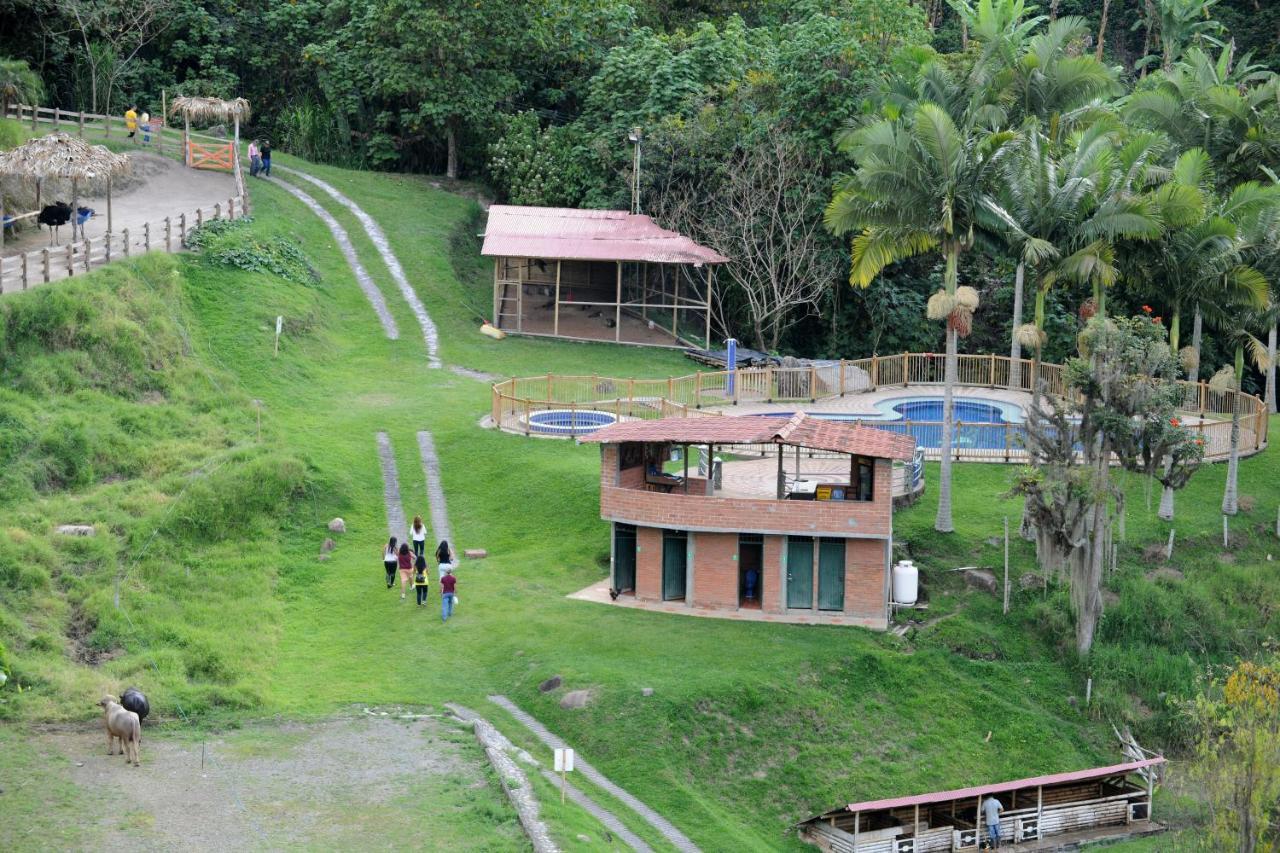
[578,413,917,460]
[804,757,1165,821]
[481,205,729,265]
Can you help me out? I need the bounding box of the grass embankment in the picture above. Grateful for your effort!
[2,151,1275,849]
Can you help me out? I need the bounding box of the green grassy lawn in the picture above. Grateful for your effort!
[2,145,1276,849]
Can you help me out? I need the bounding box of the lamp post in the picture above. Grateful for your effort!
[627,127,642,215]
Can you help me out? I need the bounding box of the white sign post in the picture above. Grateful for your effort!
[274,315,283,357]
[553,747,575,803]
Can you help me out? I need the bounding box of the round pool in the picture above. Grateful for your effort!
[524,408,618,436]
[758,395,1026,451]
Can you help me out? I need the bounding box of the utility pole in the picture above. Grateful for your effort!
[628,128,642,214]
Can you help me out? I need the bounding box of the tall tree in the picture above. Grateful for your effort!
[0,57,42,116]
[826,62,1021,532]
[61,0,173,115]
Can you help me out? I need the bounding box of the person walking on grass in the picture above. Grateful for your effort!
[414,555,431,606]
[259,140,272,177]
[411,516,427,558]
[440,567,457,622]
[983,795,1004,849]
[248,139,262,177]
[435,539,454,580]
[125,105,138,141]
[140,110,151,144]
[396,542,413,600]
[382,536,399,589]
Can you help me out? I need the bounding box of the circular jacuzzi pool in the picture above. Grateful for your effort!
[524,409,618,436]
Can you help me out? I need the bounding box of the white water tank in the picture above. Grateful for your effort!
[892,560,918,606]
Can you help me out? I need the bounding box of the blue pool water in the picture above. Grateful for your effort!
[525,409,618,436]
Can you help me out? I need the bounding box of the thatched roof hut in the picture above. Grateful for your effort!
[0,133,132,246]
[169,96,251,124]
[0,132,130,181]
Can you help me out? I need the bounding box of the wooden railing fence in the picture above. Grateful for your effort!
[492,353,1268,462]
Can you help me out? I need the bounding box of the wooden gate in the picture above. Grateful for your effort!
[186,141,234,172]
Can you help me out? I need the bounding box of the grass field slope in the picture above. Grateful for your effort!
[1,150,1276,849]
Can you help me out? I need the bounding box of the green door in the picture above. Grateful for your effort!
[786,538,813,609]
[662,530,687,600]
[614,524,636,592]
[818,538,846,611]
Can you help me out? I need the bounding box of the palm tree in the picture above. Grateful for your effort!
[0,58,42,119]
[1130,0,1225,74]
[1209,319,1270,515]
[827,79,1020,533]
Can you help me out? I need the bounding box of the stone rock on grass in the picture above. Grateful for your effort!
[328,517,346,533]
[559,689,593,710]
[641,687,654,697]
[464,549,488,559]
[1147,567,1184,583]
[962,569,997,594]
[321,538,336,553]
[538,676,562,693]
[1019,572,1045,591]
[56,525,96,536]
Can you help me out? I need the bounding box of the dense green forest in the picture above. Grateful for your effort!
[2,0,1279,362]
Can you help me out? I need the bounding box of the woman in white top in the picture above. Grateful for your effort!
[411,516,427,558]
[382,536,398,589]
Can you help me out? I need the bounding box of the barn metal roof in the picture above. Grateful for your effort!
[804,757,1165,821]
[481,205,729,265]
[578,412,918,460]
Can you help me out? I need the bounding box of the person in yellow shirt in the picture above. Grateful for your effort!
[124,105,138,140]
[413,555,431,606]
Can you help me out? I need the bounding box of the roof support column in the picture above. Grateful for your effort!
[1037,785,1043,839]
[705,445,714,495]
[682,444,689,494]
[852,812,859,851]
[913,804,919,842]
[673,268,680,341]
[492,258,499,325]
[516,258,525,332]
[615,260,623,343]
[554,260,562,337]
[776,444,784,500]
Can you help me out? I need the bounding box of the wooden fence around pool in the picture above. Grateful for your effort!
[491,352,1268,463]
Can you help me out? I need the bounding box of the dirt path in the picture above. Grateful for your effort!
[38,712,526,851]
[272,178,400,340]
[417,429,453,546]
[375,431,409,543]
[278,165,442,368]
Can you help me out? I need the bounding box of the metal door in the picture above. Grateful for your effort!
[817,538,846,611]
[614,523,636,592]
[662,530,687,600]
[786,537,813,609]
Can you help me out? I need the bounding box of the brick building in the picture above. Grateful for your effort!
[579,413,917,629]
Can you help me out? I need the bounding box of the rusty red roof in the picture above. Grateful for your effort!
[805,757,1165,821]
[481,205,729,265]
[578,413,917,460]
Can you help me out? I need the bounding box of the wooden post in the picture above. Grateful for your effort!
[122,227,130,257]
[1037,786,1043,838]
[902,352,909,386]
[976,795,983,847]
[31,104,37,132]
[492,258,500,326]
[104,231,111,262]
[615,261,623,343]
[229,197,235,220]
[106,176,112,233]
[809,365,817,403]
[78,110,85,138]
[554,260,562,337]
[161,89,167,153]
[214,202,221,221]
[82,237,90,272]
[54,106,60,129]
[143,222,151,252]
[1146,766,1154,822]
[165,217,172,251]
[913,804,919,843]
[852,812,859,851]
[776,444,784,500]
[695,371,702,408]
[21,251,28,290]
[0,198,4,254]
[682,444,689,494]
[673,267,680,340]
[178,212,186,240]
[196,207,203,229]
[184,115,190,166]
[706,444,714,496]
[990,355,996,386]
[65,242,74,276]
[42,247,50,283]
[1003,516,1010,614]
[515,259,524,332]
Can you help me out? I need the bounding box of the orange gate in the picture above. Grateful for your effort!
[186,140,234,172]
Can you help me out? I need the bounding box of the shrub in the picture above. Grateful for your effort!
[166,451,308,541]
[184,218,318,285]
[37,416,95,489]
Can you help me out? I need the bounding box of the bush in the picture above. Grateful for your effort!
[166,451,308,541]
[184,218,318,285]
[37,416,95,489]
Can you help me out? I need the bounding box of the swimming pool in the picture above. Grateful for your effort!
[523,408,618,436]
[763,396,1027,451]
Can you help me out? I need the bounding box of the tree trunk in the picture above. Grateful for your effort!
[446,119,459,179]
[1267,322,1276,414]
[1141,0,1155,76]
[1223,389,1242,516]
[936,245,959,534]
[1188,306,1203,383]
[1158,456,1175,521]
[1009,261,1024,389]
[1094,0,1110,60]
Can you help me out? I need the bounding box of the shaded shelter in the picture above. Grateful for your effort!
[169,96,250,186]
[481,205,727,348]
[0,132,130,248]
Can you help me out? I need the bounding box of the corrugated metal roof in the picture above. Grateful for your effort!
[805,757,1165,820]
[578,413,917,460]
[481,205,729,265]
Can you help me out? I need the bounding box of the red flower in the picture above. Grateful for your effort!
[1142,305,1153,313]
[1195,437,1205,446]
[1154,316,1162,323]
[1170,417,1181,427]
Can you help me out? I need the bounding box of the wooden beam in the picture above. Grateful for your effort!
[682,444,689,494]
[705,445,714,495]
[516,259,524,332]
[492,258,500,325]
[852,812,859,851]
[776,444,784,499]
[1037,786,1043,839]
[705,265,713,349]
[554,259,562,337]
[615,261,623,343]
[913,803,919,840]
